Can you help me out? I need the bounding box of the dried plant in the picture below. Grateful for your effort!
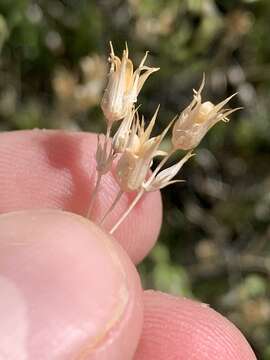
[88,43,239,234]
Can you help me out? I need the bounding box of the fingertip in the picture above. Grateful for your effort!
[0,130,162,262]
[134,290,257,360]
[117,188,162,264]
[98,175,163,263]
[0,210,143,360]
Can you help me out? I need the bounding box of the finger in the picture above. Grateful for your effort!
[0,210,143,360]
[134,290,257,360]
[0,130,162,263]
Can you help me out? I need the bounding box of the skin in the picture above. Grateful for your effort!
[0,130,257,360]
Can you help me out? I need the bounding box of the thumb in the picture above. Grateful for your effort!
[0,210,143,360]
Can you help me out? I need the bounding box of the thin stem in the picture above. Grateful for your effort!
[106,124,112,140]
[86,172,102,219]
[109,188,145,234]
[103,124,112,157]
[87,124,112,220]
[99,189,124,226]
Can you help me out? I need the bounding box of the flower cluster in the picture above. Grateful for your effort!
[88,43,239,233]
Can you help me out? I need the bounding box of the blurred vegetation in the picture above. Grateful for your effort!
[1,0,270,358]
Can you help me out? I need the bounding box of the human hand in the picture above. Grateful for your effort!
[0,130,257,359]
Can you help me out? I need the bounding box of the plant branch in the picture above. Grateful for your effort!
[86,172,102,219]
[109,188,145,234]
[87,123,112,220]
[99,189,124,225]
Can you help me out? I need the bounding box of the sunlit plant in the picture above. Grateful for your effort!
[88,42,240,233]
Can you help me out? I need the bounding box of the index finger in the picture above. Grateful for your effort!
[0,130,162,263]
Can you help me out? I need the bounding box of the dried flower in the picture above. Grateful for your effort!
[115,108,170,192]
[101,42,159,125]
[88,42,241,234]
[172,77,239,150]
[112,107,137,153]
[95,135,114,175]
[144,150,194,192]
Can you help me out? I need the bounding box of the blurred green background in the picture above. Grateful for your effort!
[0,0,270,358]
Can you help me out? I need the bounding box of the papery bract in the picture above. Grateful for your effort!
[144,151,194,191]
[101,42,159,125]
[115,108,171,192]
[172,77,239,150]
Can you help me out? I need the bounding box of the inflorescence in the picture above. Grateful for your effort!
[88,42,240,234]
